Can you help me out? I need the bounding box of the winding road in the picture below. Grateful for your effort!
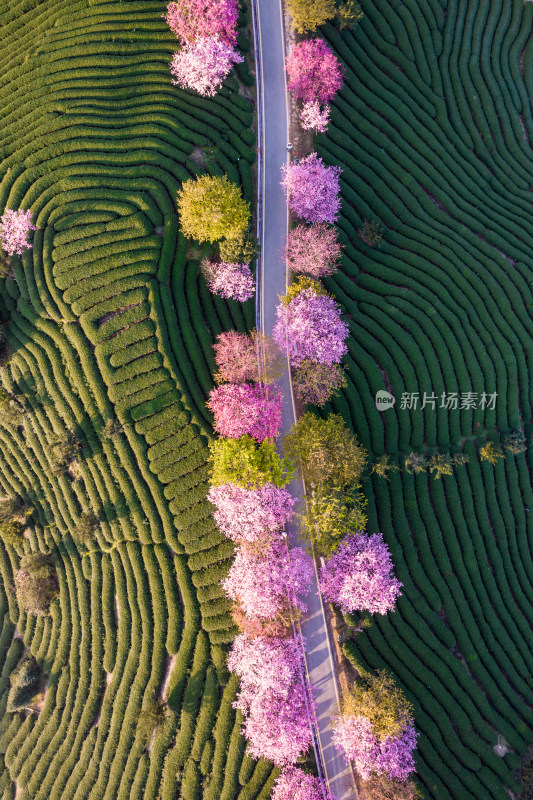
[251,1,357,798]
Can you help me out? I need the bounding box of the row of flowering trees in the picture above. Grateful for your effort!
[280,17,420,798]
[195,170,330,792]
[164,0,243,96]
[207,329,322,777]
[277,155,347,411]
[279,45,347,409]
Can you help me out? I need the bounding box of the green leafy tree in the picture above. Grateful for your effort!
[177,174,250,243]
[102,418,123,440]
[336,0,363,30]
[343,611,373,635]
[300,486,367,556]
[360,774,422,800]
[403,452,427,475]
[7,654,42,713]
[49,430,80,475]
[452,453,469,467]
[0,387,24,426]
[219,228,258,264]
[283,413,367,488]
[0,250,12,279]
[343,670,413,741]
[292,360,347,408]
[210,435,294,489]
[0,519,24,548]
[361,219,385,247]
[15,552,58,615]
[287,0,336,33]
[504,430,527,454]
[137,699,169,746]
[0,497,25,524]
[73,511,100,545]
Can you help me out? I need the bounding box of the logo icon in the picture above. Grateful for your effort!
[375,390,395,411]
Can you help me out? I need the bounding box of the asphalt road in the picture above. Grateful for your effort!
[252,1,356,797]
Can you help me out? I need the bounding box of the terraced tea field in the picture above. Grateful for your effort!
[318,1,533,798]
[0,2,273,799]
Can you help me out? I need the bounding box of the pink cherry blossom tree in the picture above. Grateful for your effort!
[200,257,254,300]
[208,482,296,545]
[333,714,417,781]
[242,680,314,765]
[222,537,313,620]
[170,37,243,98]
[228,634,315,765]
[213,330,259,382]
[207,383,282,441]
[285,223,342,278]
[231,603,292,638]
[281,153,342,224]
[319,533,402,615]
[213,329,283,383]
[286,39,344,105]
[164,0,239,46]
[0,209,36,256]
[228,634,304,696]
[272,767,331,800]
[273,287,348,366]
[300,100,331,133]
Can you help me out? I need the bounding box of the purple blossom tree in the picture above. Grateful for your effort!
[281,153,342,224]
[0,209,36,256]
[272,767,332,800]
[164,0,239,46]
[207,383,282,441]
[221,537,313,620]
[208,482,296,545]
[285,223,342,278]
[286,39,344,105]
[170,37,243,98]
[273,287,348,366]
[200,258,254,300]
[333,714,417,781]
[319,533,402,615]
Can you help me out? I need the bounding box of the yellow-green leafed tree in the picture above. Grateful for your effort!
[300,486,367,556]
[480,441,504,465]
[343,670,413,741]
[283,412,368,489]
[286,0,335,33]
[177,174,250,243]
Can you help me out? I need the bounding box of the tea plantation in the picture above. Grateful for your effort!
[0,1,273,799]
[318,1,533,798]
